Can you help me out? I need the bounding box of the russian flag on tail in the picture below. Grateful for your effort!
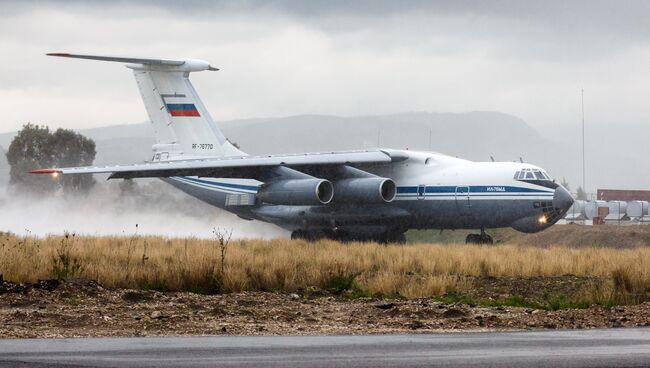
[166,103,200,117]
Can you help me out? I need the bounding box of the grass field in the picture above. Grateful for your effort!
[1,228,650,309]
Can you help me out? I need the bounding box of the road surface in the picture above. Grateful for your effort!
[1,328,649,367]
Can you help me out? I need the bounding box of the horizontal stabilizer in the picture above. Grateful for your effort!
[46,53,219,71]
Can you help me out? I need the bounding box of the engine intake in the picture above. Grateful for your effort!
[334,178,396,203]
[258,179,333,205]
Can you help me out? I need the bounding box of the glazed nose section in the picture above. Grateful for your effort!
[553,185,574,210]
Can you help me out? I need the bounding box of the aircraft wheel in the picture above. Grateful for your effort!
[480,233,494,244]
[291,230,313,240]
[465,233,494,244]
[291,230,326,242]
[385,231,407,244]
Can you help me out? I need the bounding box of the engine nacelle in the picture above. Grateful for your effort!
[258,179,334,205]
[334,178,396,203]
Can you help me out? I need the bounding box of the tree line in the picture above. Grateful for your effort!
[5,123,96,194]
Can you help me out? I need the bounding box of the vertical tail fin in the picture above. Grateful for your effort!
[47,53,244,160]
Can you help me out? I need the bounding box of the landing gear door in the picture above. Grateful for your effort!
[455,186,471,214]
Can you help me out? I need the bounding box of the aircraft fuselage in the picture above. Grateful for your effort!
[163,150,573,239]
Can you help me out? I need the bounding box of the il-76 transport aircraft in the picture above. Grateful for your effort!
[33,53,574,244]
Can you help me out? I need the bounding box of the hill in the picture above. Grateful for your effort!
[2,111,645,191]
[0,111,559,186]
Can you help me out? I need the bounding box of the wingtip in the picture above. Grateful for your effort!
[46,52,71,57]
[29,169,62,174]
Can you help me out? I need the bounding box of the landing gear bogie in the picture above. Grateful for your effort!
[290,229,407,244]
[465,228,494,244]
[291,230,327,241]
[379,231,407,244]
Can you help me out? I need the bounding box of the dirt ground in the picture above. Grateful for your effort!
[2,278,649,338]
[408,224,650,247]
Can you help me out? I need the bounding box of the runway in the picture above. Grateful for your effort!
[1,328,649,367]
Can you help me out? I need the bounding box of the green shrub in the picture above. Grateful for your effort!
[50,233,84,280]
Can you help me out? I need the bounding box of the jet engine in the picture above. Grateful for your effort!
[333,177,396,203]
[257,179,334,205]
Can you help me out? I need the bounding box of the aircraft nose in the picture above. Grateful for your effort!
[553,185,574,210]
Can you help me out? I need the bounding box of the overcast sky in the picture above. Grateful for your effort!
[1,0,649,133]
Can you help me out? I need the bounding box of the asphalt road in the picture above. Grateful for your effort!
[1,328,649,367]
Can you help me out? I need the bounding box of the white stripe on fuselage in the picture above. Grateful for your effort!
[171,176,259,195]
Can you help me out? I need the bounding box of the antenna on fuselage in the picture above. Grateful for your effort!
[519,157,524,163]
[490,156,495,162]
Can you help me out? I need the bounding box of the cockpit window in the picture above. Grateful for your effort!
[515,168,557,189]
[515,168,553,181]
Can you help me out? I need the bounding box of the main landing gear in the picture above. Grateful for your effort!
[465,227,493,244]
[291,229,407,244]
[291,230,326,242]
[374,231,407,244]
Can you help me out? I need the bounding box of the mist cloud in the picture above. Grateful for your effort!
[0,180,287,239]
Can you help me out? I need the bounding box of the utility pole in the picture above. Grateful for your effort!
[581,89,586,197]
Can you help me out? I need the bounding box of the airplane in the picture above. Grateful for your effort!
[32,53,574,244]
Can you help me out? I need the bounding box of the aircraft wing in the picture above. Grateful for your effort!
[30,149,407,180]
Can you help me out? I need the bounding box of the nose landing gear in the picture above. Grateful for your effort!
[465,227,494,244]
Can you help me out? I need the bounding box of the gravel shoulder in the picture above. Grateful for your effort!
[2,278,650,338]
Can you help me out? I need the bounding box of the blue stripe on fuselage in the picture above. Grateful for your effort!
[396,185,552,195]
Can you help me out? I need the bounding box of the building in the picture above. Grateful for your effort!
[597,189,650,202]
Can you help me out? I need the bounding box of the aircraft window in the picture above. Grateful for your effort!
[516,169,552,182]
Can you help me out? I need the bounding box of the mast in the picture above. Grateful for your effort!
[581,89,586,196]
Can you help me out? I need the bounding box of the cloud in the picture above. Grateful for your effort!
[0,0,649,134]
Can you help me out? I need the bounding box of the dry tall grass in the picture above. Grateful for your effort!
[1,232,649,304]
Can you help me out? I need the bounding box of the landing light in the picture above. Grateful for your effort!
[538,215,547,224]
[52,172,59,178]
